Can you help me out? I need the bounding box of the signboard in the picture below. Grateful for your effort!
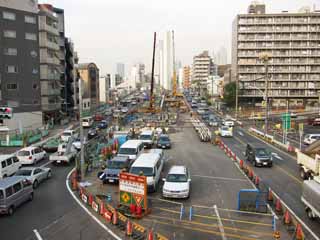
[299,123,304,133]
[281,113,291,130]
[119,172,147,209]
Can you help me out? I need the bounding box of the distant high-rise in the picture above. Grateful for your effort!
[162,31,173,90]
[247,1,266,14]
[183,66,191,89]
[216,47,228,65]
[116,63,125,79]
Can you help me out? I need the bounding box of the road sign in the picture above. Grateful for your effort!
[119,172,147,209]
[281,113,291,130]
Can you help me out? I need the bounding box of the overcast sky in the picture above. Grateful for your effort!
[40,0,318,75]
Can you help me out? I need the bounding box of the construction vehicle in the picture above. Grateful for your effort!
[49,137,77,164]
[296,140,320,179]
[301,176,320,219]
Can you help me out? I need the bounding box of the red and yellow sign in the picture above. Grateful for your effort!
[119,172,147,209]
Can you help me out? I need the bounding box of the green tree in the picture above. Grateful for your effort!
[223,82,236,107]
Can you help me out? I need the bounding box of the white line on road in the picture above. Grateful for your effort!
[40,160,52,168]
[65,168,122,240]
[192,175,247,182]
[214,205,227,240]
[33,229,43,240]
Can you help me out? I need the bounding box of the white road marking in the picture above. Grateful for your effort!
[65,168,122,240]
[214,205,227,240]
[192,175,247,182]
[237,131,244,136]
[40,161,52,168]
[33,229,43,240]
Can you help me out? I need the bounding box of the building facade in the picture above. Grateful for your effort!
[183,66,191,89]
[158,31,173,90]
[232,3,320,107]
[77,63,99,111]
[116,63,125,79]
[0,0,42,130]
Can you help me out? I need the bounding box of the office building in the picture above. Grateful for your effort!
[77,63,100,111]
[232,3,320,107]
[183,66,191,89]
[116,63,125,79]
[0,0,42,130]
[159,31,173,90]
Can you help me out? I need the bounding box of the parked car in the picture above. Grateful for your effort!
[14,167,51,189]
[99,156,131,183]
[98,120,108,129]
[87,128,98,140]
[0,176,33,215]
[0,155,21,179]
[245,144,273,167]
[303,134,320,145]
[61,130,78,142]
[117,140,144,161]
[162,165,191,199]
[17,147,47,165]
[157,134,171,149]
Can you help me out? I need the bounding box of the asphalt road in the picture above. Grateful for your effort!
[221,126,320,239]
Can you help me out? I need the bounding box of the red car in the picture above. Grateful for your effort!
[94,114,103,122]
[308,118,320,126]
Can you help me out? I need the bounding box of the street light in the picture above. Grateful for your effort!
[259,52,272,136]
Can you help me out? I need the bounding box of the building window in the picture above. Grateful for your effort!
[32,69,38,74]
[6,65,18,73]
[33,100,39,104]
[7,83,17,90]
[3,30,16,38]
[32,83,38,89]
[3,48,17,56]
[25,33,37,41]
[3,11,16,20]
[30,50,38,58]
[24,15,36,24]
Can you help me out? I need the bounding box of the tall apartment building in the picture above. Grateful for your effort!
[232,3,320,107]
[116,63,125,79]
[159,31,173,90]
[77,63,99,111]
[183,66,191,89]
[0,0,42,130]
[38,4,61,123]
[192,51,214,95]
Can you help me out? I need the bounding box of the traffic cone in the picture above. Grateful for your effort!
[248,168,254,179]
[275,198,283,214]
[88,194,93,206]
[295,223,304,240]
[283,209,291,225]
[126,220,133,236]
[100,202,105,215]
[147,229,154,240]
[268,188,273,202]
[239,160,244,169]
[112,210,118,225]
[255,176,260,186]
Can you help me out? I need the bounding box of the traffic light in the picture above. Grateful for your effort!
[0,107,13,119]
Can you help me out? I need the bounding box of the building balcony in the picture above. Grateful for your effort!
[39,21,59,35]
[39,38,59,51]
[41,100,61,112]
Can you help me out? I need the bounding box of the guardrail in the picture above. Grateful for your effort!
[190,118,211,142]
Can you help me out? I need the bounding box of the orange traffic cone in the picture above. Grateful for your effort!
[100,202,105,215]
[147,229,154,240]
[295,223,304,240]
[239,160,244,169]
[267,188,273,202]
[283,209,291,225]
[112,210,118,225]
[88,194,93,206]
[126,220,133,236]
[275,198,282,214]
[255,176,260,186]
[248,168,254,179]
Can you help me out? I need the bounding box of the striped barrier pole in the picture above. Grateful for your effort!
[189,206,193,221]
[180,205,184,220]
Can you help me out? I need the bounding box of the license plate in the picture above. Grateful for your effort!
[109,179,114,183]
[162,146,166,149]
[263,162,267,165]
[57,160,61,163]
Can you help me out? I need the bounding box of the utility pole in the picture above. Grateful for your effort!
[235,71,239,120]
[79,78,85,180]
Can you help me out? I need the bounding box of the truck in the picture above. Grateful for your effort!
[296,140,320,179]
[301,177,320,219]
[49,137,77,164]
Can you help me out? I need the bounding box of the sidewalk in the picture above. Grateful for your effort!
[0,120,78,155]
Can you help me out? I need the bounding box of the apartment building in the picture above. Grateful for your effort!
[232,3,320,107]
[38,4,61,123]
[0,0,42,130]
[192,51,214,95]
[183,66,191,89]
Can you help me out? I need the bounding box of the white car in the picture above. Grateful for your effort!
[15,167,52,189]
[223,120,234,127]
[61,130,78,142]
[162,165,191,199]
[72,138,87,151]
[17,147,47,165]
[219,126,233,137]
[121,107,129,113]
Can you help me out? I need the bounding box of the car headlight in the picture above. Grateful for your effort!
[255,157,261,162]
[181,189,189,193]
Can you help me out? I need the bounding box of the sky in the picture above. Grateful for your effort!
[40,0,318,75]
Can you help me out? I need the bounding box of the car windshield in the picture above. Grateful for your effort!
[256,148,269,157]
[15,169,32,176]
[18,150,30,156]
[119,148,136,155]
[159,136,169,142]
[140,135,152,140]
[130,167,154,176]
[166,174,188,182]
[221,126,229,131]
[107,161,128,169]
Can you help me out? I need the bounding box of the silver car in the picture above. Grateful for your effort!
[15,167,52,189]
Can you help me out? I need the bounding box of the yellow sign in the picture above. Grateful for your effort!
[299,123,304,133]
[120,192,130,203]
[273,231,280,239]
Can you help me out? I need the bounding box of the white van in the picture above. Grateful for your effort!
[0,155,22,179]
[61,130,78,142]
[129,150,164,192]
[82,117,93,128]
[139,130,155,148]
[303,134,320,145]
[117,140,144,161]
[17,146,47,165]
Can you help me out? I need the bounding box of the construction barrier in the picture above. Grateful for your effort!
[190,117,211,142]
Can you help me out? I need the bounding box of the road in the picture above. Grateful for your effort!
[221,126,320,239]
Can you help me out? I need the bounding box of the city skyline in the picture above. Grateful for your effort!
[40,0,317,74]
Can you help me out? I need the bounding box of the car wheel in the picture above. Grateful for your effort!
[268,163,273,168]
[33,180,39,189]
[254,160,258,167]
[47,171,52,179]
[300,168,307,180]
[29,193,34,201]
[8,206,14,216]
[307,208,315,220]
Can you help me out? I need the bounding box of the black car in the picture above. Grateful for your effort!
[157,134,171,149]
[97,120,108,129]
[87,128,98,140]
[245,144,272,167]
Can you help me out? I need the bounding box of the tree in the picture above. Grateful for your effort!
[223,82,236,107]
